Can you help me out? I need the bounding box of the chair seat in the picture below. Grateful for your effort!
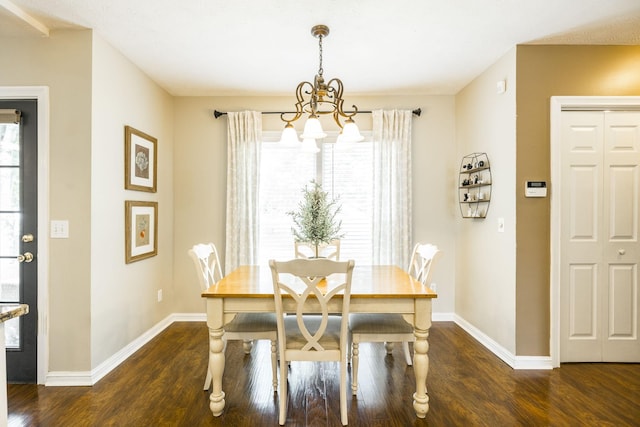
[225,312,278,333]
[283,315,342,350]
[349,313,413,335]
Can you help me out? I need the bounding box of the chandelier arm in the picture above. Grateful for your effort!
[281,81,313,124]
[325,77,357,125]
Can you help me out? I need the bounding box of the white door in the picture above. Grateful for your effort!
[560,110,640,362]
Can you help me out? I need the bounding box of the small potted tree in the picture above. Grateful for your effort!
[288,180,343,258]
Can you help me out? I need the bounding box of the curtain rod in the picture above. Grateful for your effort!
[213,108,421,119]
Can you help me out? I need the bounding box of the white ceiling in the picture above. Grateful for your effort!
[2,0,640,96]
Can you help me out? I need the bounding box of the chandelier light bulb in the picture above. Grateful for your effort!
[279,123,300,146]
[339,118,364,142]
[301,114,327,139]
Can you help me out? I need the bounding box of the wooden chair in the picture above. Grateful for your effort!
[188,243,278,392]
[269,258,355,426]
[349,243,441,395]
[294,239,340,260]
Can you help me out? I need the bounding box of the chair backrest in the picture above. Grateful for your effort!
[269,258,354,356]
[407,243,442,286]
[294,239,340,260]
[188,243,224,292]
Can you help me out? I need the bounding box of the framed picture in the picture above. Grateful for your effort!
[125,201,158,263]
[125,125,157,192]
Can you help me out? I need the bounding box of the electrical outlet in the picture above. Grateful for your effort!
[430,283,437,292]
[157,289,163,302]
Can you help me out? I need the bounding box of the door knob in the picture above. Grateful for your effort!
[17,252,34,263]
[22,233,34,243]
[618,249,626,255]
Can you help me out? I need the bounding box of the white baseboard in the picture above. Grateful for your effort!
[45,313,206,386]
[432,312,455,322]
[45,311,552,386]
[452,314,553,370]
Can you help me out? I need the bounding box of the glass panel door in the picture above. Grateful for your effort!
[0,100,38,383]
[0,117,22,349]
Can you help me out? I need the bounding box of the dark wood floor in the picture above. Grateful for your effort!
[7,321,640,426]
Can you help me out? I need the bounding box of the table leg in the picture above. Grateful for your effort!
[412,327,430,418]
[208,326,226,416]
[207,299,226,416]
[412,299,432,418]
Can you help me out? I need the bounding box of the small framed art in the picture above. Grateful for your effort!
[125,200,158,263]
[125,125,157,192]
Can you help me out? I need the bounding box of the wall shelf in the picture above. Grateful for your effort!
[459,152,491,218]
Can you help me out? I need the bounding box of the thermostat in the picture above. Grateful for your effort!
[525,181,547,197]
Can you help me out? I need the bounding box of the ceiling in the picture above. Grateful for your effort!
[2,0,640,96]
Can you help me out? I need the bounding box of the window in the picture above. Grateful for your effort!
[258,133,373,265]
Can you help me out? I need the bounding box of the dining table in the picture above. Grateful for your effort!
[201,264,437,419]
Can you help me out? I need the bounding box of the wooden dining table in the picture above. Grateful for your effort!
[201,264,437,419]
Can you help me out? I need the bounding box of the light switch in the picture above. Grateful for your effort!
[51,220,69,238]
[498,217,505,233]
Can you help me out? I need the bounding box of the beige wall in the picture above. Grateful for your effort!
[0,29,175,373]
[90,34,175,367]
[173,95,458,315]
[455,48,518,353]
[1,30,94,371]
[515,45,640,355]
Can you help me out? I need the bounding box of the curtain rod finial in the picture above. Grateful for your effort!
[214,110,225,119]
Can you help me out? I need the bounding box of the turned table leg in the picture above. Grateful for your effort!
[412,327,430,418]
[412,299,432,418]
[207,299,226,417]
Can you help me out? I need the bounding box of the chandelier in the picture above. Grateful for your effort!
[280,25,363,150]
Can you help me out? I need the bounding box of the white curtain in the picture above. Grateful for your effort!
[372,109,413,268]
[225,111,262,273]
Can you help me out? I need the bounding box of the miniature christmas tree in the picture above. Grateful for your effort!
[288,180,343,258]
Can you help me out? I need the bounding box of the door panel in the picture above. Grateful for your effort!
[569,166,598,239]
[569,264,597,337]
[608,166,635,239]
[609,265,634,336]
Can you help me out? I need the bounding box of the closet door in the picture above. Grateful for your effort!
[560,111,640,362]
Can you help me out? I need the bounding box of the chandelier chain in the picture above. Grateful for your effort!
[317,34,324,76]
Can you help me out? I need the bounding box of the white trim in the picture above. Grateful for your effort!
[549,96,640,368]
[45,371,93,387]
[0,86,50,385]
[45,310,557,386]
[432,312,455,322]
[45,313,206,386]
[453,314,553,370]
[512,356,553,370]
